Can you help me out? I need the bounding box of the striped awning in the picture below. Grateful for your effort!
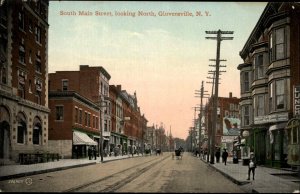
[73,131,98,146]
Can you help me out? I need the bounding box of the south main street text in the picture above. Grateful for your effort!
[59,10,211,17]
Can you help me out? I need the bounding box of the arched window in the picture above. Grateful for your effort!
[33,117,42,145]
[0,106,10,159]
[17,112,27,144]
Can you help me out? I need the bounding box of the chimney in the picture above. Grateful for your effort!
[117,85,121,91]
[229,92,232,98]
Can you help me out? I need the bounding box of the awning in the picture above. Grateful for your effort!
[73,131,98,146]
[269,122,287,131]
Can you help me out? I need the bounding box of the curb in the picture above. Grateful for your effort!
[0,162,96,181]
[200,158,250,186]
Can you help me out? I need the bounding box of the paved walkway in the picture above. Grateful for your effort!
[0,154,143,181]
[200,156,300,193]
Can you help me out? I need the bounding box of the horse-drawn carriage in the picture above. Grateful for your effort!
[172,147,183,160]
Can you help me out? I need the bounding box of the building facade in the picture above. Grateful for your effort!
[238,2,300,167]
[204,93,240,155]
[48,65,111,157]
[48,91,99,159]
[0,0,50,164]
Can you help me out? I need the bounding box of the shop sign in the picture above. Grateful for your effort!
[294,86,300,117]
[254,112,289,124]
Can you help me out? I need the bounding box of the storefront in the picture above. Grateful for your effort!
[72,131,98,159]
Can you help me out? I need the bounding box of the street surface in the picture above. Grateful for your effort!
[0,152,245,193]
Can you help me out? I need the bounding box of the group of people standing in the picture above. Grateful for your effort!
[88,146,97,160]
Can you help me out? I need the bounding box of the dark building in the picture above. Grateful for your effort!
[0,0,50,164]
[238,2,300,167]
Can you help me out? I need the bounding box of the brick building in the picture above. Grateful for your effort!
[204,92,240,155]
[0,0,50,164]
[238,2,300,167]
[48,65,110,157]
[48,91,99,159]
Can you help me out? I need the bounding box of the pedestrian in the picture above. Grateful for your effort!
[88,146,92,160]
[247,152,257,180]
[215,148,221,163]
[93,146,97,160]
[222,148,228,165]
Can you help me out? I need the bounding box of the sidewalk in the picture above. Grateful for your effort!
[0,154,142,181]
[200,156,300,193]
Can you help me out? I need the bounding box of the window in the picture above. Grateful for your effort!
[35,54,41,73]
[96,116,98,129]
[0,5,7,27]
[275,79,285,110]
[62,80,68,91]
[18,11,24,30]
[35,91,41,105]
[18,72,25,98]
[87,113,90,127]
[79,109,82,124]
[75,107,78,123]
[104,119,108,132]
[85,112,88,126]
[242,71,250,92]
[1,65,7,84]
[32,124,41,145]
[19,45,25,64]
[269,33,273,61]
[35,26,41,43]
[55,106,63,120]
[270,28,286,61]
[254,54,264,79]
[242,105,250,126]
[269,82,273,112]
[257,95,265,116]
[17,121,26,144]
[275,28,285,60]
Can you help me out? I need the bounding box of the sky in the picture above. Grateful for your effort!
[48,1,268,140]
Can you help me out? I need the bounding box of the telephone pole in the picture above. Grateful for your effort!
[195,81,209,157]
[205,30,233,164]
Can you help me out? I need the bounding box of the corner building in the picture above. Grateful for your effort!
[238,2,300,167]
[0,0,50,164]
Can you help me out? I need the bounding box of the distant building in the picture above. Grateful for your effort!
[238,2,300,167]
[204,92,240,155]
[0,0,50,164]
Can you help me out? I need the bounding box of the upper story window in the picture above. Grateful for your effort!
[270,27,286,61]
[62,79,68,91]
[35,54,41,73]
[35,26,41,44]
[75,107,78,123]
[19,45,25,64]
[254,54,264,79]
[18,11,24,31]
[269,82,273,113]
[55,106,64,120]
[241,71,250,93]
[275,79,285,110]
[0,6,7,27]
[18,71,26,98]
[255,94,265,116]
[79,109,82,124]
[242,105,250,126]
[0,65,7,84]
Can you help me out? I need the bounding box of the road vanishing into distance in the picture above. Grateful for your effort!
[0,153,247,193]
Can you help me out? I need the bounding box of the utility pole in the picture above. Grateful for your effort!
[195,81,209,157]
[205,30,233,164]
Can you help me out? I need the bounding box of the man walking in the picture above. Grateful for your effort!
[222,148,228,165]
